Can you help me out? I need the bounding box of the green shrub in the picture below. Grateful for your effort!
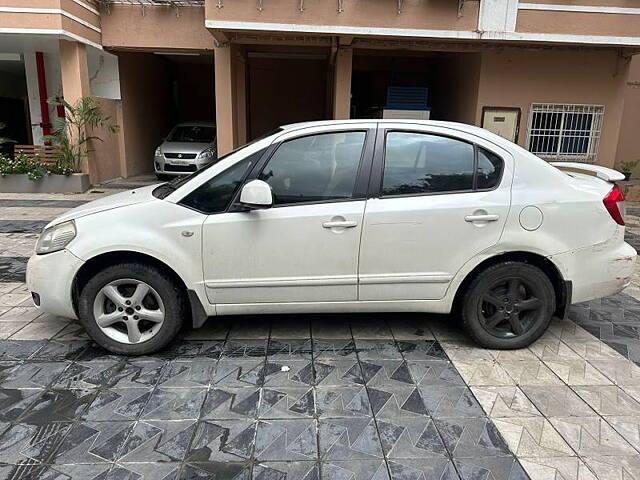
[0,154,74,181]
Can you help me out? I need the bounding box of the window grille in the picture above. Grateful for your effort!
[525,103,604,163]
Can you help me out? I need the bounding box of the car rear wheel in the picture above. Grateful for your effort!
[78,262,185,355]
[461,261,555,349]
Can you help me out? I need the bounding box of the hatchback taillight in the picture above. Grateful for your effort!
[603,184,626,226]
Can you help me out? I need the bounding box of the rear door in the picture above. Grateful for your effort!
[358,124,513,301]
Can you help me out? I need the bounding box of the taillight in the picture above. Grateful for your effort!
[603,184,626,226]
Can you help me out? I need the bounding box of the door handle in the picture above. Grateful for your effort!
[323,220,358,229]
[465,214,499,222]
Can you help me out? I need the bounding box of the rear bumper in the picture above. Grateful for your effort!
[550,241,637,304]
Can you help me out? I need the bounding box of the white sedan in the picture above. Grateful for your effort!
[27,120,636,355]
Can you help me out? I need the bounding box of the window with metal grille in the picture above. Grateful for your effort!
[525,104,604,163]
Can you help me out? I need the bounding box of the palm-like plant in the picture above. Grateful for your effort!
[46,97,119,172]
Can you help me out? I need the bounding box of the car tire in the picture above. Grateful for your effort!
[78,262,185,355]
[461,261,555,349]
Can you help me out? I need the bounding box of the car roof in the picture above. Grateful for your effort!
[279,119,515,151]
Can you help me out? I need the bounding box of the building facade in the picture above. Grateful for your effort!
[0,0,638,183]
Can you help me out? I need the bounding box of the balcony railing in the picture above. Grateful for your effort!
[95,0,204,6]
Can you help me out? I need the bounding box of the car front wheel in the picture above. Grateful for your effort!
[461,261,555,349]
[78,262,185,355]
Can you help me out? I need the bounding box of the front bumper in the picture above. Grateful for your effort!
[154,155,211,176]
[550,240,637,304]
[26,249,84,319]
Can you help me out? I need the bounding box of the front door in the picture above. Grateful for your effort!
[358,125,512,301]
[202,126,375,305]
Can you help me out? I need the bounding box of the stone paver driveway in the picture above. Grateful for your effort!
[1,189,640,479]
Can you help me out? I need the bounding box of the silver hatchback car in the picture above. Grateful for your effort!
[154,122,217,177]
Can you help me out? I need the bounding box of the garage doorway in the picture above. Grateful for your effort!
[351,50,481,125]
[247,51,329,140]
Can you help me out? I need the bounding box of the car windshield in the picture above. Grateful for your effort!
[167,126,216,143]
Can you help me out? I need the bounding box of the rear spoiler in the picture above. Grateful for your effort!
[550,162,625,183]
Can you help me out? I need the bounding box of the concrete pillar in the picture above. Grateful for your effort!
[59,40,90,106]
[214,43,235,156]
[333,47,353,120]
[233,47,247,147]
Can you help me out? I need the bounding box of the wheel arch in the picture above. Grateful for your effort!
[451,251,570,319]
[71,250,207,327]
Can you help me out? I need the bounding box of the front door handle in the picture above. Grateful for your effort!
[465,214,499,222]
[323,220,358,229]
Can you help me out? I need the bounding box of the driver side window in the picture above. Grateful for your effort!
[258,131,366,206]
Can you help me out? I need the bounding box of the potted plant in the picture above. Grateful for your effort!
[0,97,119,193]
[619,160,639,181]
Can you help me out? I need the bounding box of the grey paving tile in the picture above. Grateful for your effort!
[185,420,257,463]
[0,361,68,389]
[582,455,640,480]
[0,388,43,422]
[260,359,315,388]
[319,417,384,461]
[311,318,352,339]
[258,386,315,419]
[0,421,73,464]
[84,387,153,421]
[21,388,95,423]
[471,386,541,419]
[355,339,402,360]
[605,416,640,451]
[490,417,574,458]
[521,385,595,417]
[111,463,181,480]
[222,339,268,358]
[350,318,394,340]
[268,319,311,339]
[387,458,458,480]
[315,386,372,418]
[266,339,313,359]
[386,316,435,341]
[573,385,640,416]
[434,417,512,458]
[254,418,317,461]
[118,420,197,463]
[368,384,427,419]
[312,358,363,387]
[181,462,251,480]
[211,359,268,387]
[407,360,465,387]
[51,360,122,390]
[397,339,448,361]
[518,457,596,480]
[141,387,207,420]
[201,386,262,420]
[377,415,447,459]
[362,359,416,389]
[313,338,358,359]
[321,460,390,480]
[454,457,528,480]
[253,461,319,479]
[0,463,111,480]
[419,385,484,419]
[549,416,637,456]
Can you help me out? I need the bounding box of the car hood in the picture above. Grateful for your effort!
[161,142,213,154]
[46,184,161,229]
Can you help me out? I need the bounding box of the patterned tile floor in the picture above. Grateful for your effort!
[1,188,640,479]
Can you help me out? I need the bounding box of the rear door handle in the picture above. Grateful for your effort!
[323,220,358,228]
[464,214,499,222]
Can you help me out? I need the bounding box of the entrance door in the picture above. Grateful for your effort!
[202,126,375,304]
[358,125,512,301]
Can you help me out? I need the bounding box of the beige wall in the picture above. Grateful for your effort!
[100,4,212,51]
[616,55,640,174]
[517,10,640,38]
[88,97,123,183]
[205,0,478,32]
[475,48,629,168]
[117,52,173,177]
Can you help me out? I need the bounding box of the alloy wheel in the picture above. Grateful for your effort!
[477,276,545,338]
[93,278,165,344]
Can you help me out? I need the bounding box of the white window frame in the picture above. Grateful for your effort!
[525,103,604,163]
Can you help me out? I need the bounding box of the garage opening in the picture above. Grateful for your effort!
[351,50,481,125]
[117,50,214,176]
[246,50,330,140]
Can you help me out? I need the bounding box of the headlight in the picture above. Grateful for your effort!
[154,147,162,157]
[198,147,216,160]
[36,220,76,255]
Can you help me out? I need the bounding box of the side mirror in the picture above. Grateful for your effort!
[239,179,273,209]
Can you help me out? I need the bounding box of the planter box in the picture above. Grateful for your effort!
[0,173,91,193]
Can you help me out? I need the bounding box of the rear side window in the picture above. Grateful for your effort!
[382,132,503,196]
[477,147,503,190]
[382,132,474,195]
